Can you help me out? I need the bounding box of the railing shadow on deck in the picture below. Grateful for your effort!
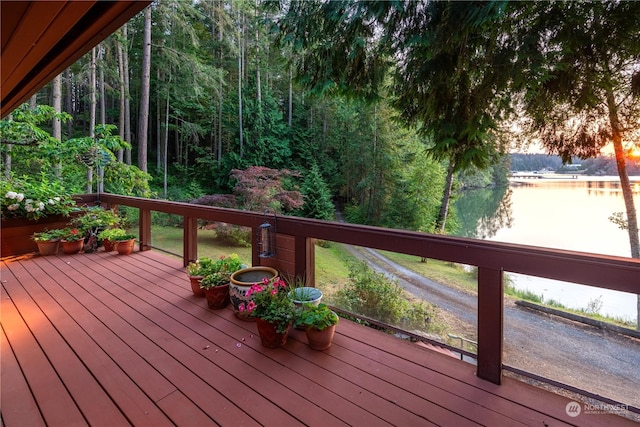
[78,193,640,390]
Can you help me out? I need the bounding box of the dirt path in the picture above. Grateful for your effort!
[344,244,640,411]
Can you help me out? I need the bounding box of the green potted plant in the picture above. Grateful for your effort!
[70,207,121,251]
[241,277,295,348]
[60,228,84,254]
[286,272,323,306]
[70,207,120,233]
[97,228,127,252]
[114,233,137,255]
[199,254,244,309]
[297,303,339,350]
[31,228,66,255]
[186,256,217,297]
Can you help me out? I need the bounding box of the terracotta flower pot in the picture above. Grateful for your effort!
[229,266,278,321]
[61,239,83,255]
[102,239,116,252]
[204,283,230,309]
[188,275,206,297]
[35,239,60,256]
[305,324,337,351]
[116,239,135,255]
[256,317,291,348]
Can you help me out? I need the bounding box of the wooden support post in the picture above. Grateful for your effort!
[139,208,152,252]
[294,236,315,287]
[183,216,198,267]
[477,267,503,384]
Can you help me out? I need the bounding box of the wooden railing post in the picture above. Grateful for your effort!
[183,216,198,267]
[477,267,504,384]
[294,236,315,287]
[139,208,152,252]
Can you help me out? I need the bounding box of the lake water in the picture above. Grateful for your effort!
[454,176,640,321]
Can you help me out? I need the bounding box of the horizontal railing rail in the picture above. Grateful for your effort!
[84,193,640,385]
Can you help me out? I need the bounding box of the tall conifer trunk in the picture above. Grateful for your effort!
[137,7,152,173]
[52,74,62,178]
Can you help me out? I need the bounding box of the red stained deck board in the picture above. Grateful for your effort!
[143,266,513,426]
[155,390,221,427]
[63,252,348,426]
[3,250,637,427]
[329,323,533,426]
[2,267,130,426]
[1,327,45,427]
[32,259,261,427]
[79,253,436,426]
[6,258,175,427]
[40,254,294,427]
[11,257,178,403]
[1,286,86,426]
[333,293,635,427]
[75,253,507,426]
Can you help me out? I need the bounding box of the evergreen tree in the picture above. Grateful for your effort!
[299,162,334,220]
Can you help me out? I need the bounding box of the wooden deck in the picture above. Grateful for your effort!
[1,250,635,427]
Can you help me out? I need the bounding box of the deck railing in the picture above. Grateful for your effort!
[84,193,640,386]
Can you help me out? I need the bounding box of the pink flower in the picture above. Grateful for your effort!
[247,301,256,312]
[271,288,277,296]
[239,303,245,312]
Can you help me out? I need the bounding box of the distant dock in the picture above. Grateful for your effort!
[509,172,580,180]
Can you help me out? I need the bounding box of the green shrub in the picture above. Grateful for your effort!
[335,260,441,333]
[215,223,251,247]
[336,261,406,324]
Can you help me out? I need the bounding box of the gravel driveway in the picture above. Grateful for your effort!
[344,244,640,411]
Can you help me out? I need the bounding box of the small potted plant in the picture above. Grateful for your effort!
[199,254,244,309]
[70,207,120,233]
[60,228,84,254]
[241,277,295,348]
[32,228,66,255]
[186,257,217,297]
[286,272,323,307]
[297,303,339,350]
[97,228,127,252]
[114,233,137,255]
